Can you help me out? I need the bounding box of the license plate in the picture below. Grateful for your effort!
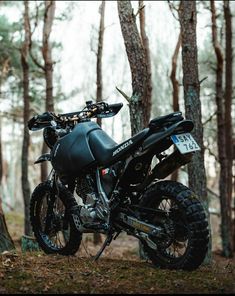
[171,133,200,154]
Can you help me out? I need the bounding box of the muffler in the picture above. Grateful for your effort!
[152,149,193,179]
[133,150,193,191]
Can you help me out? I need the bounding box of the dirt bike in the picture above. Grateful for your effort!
[28,100,209,270]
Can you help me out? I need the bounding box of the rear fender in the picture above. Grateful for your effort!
[142,120,194,151]
[34,153,51,164]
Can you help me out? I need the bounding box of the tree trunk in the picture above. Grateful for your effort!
[93,1,105,245]
[21,0,32,236]
[118,0,150,260]
[210,0,233,257]
[170,32,181,113]
[117,0,148,135]
[96,0,105,128]
[0,120,15,252]
[223,0,234,253]
[0,38,15,251]
[139,0,152,125]
[170,32,181,182]
[41,0,55,182]
[179,1,211,262]
[179,1,208,207]
[0,202,15,252]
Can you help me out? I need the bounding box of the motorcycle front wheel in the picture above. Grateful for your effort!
[140,181,209,270]
[30,181,82,255]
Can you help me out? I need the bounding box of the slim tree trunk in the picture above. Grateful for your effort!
[117,0,148,135]
[94,1,105,245]
[43,0,55,112]
[170,32,181,113]
[170,32,181,182]
[96,0,105,128]
[223,0,234,253]
[210,0,233,257]
[179,1,211,262]
[21,0,32,236]
[41,0,55,182]
[139,0,152,125]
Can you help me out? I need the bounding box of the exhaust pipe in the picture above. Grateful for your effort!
[153,150,193,179]
[133,150,193,191]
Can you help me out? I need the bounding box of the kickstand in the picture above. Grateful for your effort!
[92,233,114,262]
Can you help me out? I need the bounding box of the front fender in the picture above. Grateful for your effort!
[34,153,51,164]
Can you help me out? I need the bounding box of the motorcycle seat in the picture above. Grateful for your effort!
[89,128,149,167]
[149,112,183,129]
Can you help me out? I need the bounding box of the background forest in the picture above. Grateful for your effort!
[0,0,234,268]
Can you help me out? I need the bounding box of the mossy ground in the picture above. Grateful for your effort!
[1,211,234,294]
[0,251,234,294]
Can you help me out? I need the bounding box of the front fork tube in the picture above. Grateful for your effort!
[44,173,57,234]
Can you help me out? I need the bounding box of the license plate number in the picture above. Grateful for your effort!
[171,133,200,154]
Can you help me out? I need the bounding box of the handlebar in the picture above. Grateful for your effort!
[28,112,56,131]
[28,101,123,131]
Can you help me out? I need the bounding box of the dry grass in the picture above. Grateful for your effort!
[1,211,234,294]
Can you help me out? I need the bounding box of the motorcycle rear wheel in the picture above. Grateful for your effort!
[30,181,82,255]
[140,181,209,270]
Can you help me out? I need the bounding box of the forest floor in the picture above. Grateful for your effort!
[0,211,234,294]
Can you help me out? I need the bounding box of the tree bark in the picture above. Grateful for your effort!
[0,201,15,252]
[118,0,152,260]
[170,32,181,113]
[43,0,55,112]
[93,1,105,245]
[223,0,234,253]
[21,0,32,236]
[139,0,152,125]
[179,1,211,262]
[96,1,105,128]
[0,32,15,251]
[210,0,233,257]
[179,1,208,206]
[41,0,55,182]
[0,120,15,252]
[117,0,148,135]
[170,32,181,182]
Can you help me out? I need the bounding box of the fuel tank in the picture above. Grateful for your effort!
[51,121,100,176]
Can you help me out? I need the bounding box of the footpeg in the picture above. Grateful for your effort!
[70,205,82,230]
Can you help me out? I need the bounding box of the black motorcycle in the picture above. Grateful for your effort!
[28,100,209,270]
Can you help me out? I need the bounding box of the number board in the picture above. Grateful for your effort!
[171,133,201,154]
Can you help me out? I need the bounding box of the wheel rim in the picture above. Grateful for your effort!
[37,192,70,251]
[153,197,190,260]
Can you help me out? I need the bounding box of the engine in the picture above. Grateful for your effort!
[76,175,99,224]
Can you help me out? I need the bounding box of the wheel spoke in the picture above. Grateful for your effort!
[154,197,189,259]
[38,193,70,250]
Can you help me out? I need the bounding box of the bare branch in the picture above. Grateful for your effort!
[31,1,40,37]
[199,76,208,85]
[28,1,45,71]
[167,0,180,21]
[29,51,45,71]
[202,110,217,125]
[135,3,145,19]
[204,144,219,162]
[116,86,131,103]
